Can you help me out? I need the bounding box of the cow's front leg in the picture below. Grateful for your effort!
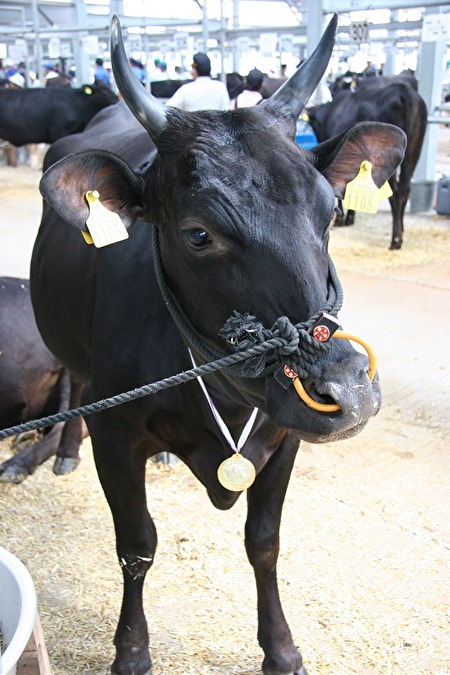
[89,417,155,675]
[246,433,307,675]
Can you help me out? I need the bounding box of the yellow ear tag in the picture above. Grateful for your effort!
[84,190,129,248]
[81,229,94,245]
[84,86,93,95]
[378,180,393,201]
[343,160,380,214]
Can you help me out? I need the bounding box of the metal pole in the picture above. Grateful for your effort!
[410,7,446,212]
[220,0,226,83]
[30,0,42,83]
[232,0,239,72]
[202,0,209,52]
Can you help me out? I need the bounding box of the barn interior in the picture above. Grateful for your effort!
[0,3,449,675]
[0,1,449,207]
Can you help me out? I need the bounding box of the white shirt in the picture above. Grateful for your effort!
[306,80,332,107]
[167,76,230,111]
[233,90,263,109]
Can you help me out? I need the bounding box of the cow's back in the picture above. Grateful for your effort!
[309,77,426,142]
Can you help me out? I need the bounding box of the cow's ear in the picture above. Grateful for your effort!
[40,150,146,232]
[311,122,407,199]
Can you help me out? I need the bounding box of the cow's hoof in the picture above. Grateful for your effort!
[52,456,80,476]
[389,241,402,250]
[0,465,28,484]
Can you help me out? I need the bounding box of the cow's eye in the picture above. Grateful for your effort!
[186,228,212,248]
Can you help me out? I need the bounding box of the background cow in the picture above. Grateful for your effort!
[307,71,427,249]
[30,14,405,675]
[0,277,84,482]
[0,83,118,147]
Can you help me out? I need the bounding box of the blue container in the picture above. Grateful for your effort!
[295,132,318,150]
[436,175,450,215]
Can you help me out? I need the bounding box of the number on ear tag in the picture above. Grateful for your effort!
[343,160,380,214]
[85,190,129,248]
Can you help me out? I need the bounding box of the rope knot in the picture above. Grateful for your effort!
[219,311,268,376]
[219,311,266,350]
[272,316,300,355]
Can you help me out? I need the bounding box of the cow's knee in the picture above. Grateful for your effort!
[119,553,154,579]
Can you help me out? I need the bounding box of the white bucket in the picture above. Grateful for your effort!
[0,547,37,675]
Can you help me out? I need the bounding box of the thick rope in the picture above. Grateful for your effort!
[0,337,291,440]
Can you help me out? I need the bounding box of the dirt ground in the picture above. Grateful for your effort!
[0,128,449,675]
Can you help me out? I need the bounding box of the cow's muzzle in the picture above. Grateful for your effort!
[289,330,377,413]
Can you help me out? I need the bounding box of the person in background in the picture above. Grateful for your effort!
[166,52,230,111]
[43,63,57,85]
[129,58,146,86]
[361,60,377,77]
[280,64,287,78]
[232,68,263,109]
[44,63,72,88]
[7,72,25,89]
[3,58,17,79]
[148,60,168,82]
[1,71,26,166]
[173,66,184,80]
[94,57,111,86]
[158,61,168,80]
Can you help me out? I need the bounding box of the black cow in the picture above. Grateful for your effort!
[150,79,186,99]
[307,72,427,249]
[0,278,84,483]
[0,83,118,146]
[30,15,406,675]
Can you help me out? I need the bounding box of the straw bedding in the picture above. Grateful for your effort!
[0,417,448,675]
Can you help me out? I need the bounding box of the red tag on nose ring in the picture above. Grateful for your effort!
[274,364,299,389]
[310,312,341,342]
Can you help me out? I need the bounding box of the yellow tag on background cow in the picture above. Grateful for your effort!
[378,180,393,201]
[85,190,129,248]
[343,160,379,214]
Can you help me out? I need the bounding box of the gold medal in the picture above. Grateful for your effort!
[217,454,256,491]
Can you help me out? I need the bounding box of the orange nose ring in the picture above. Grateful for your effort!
[293,331,377,413]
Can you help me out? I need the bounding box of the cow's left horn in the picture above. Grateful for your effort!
[262,13,338,119]
[111,15,168,141]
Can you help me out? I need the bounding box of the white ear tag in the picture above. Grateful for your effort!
[84,190,129,248]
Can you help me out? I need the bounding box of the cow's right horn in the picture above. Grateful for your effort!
[111,15,168,141]
[263,13,338,120]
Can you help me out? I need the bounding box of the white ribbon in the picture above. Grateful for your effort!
[189,349,258,453]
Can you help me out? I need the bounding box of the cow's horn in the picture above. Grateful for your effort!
[110,15,168,140]
[262,13,338,119]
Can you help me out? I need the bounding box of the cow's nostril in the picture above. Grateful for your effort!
[304,379,331,403]
[298,378,339,408]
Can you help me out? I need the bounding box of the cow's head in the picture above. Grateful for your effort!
[40,15,406,443]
